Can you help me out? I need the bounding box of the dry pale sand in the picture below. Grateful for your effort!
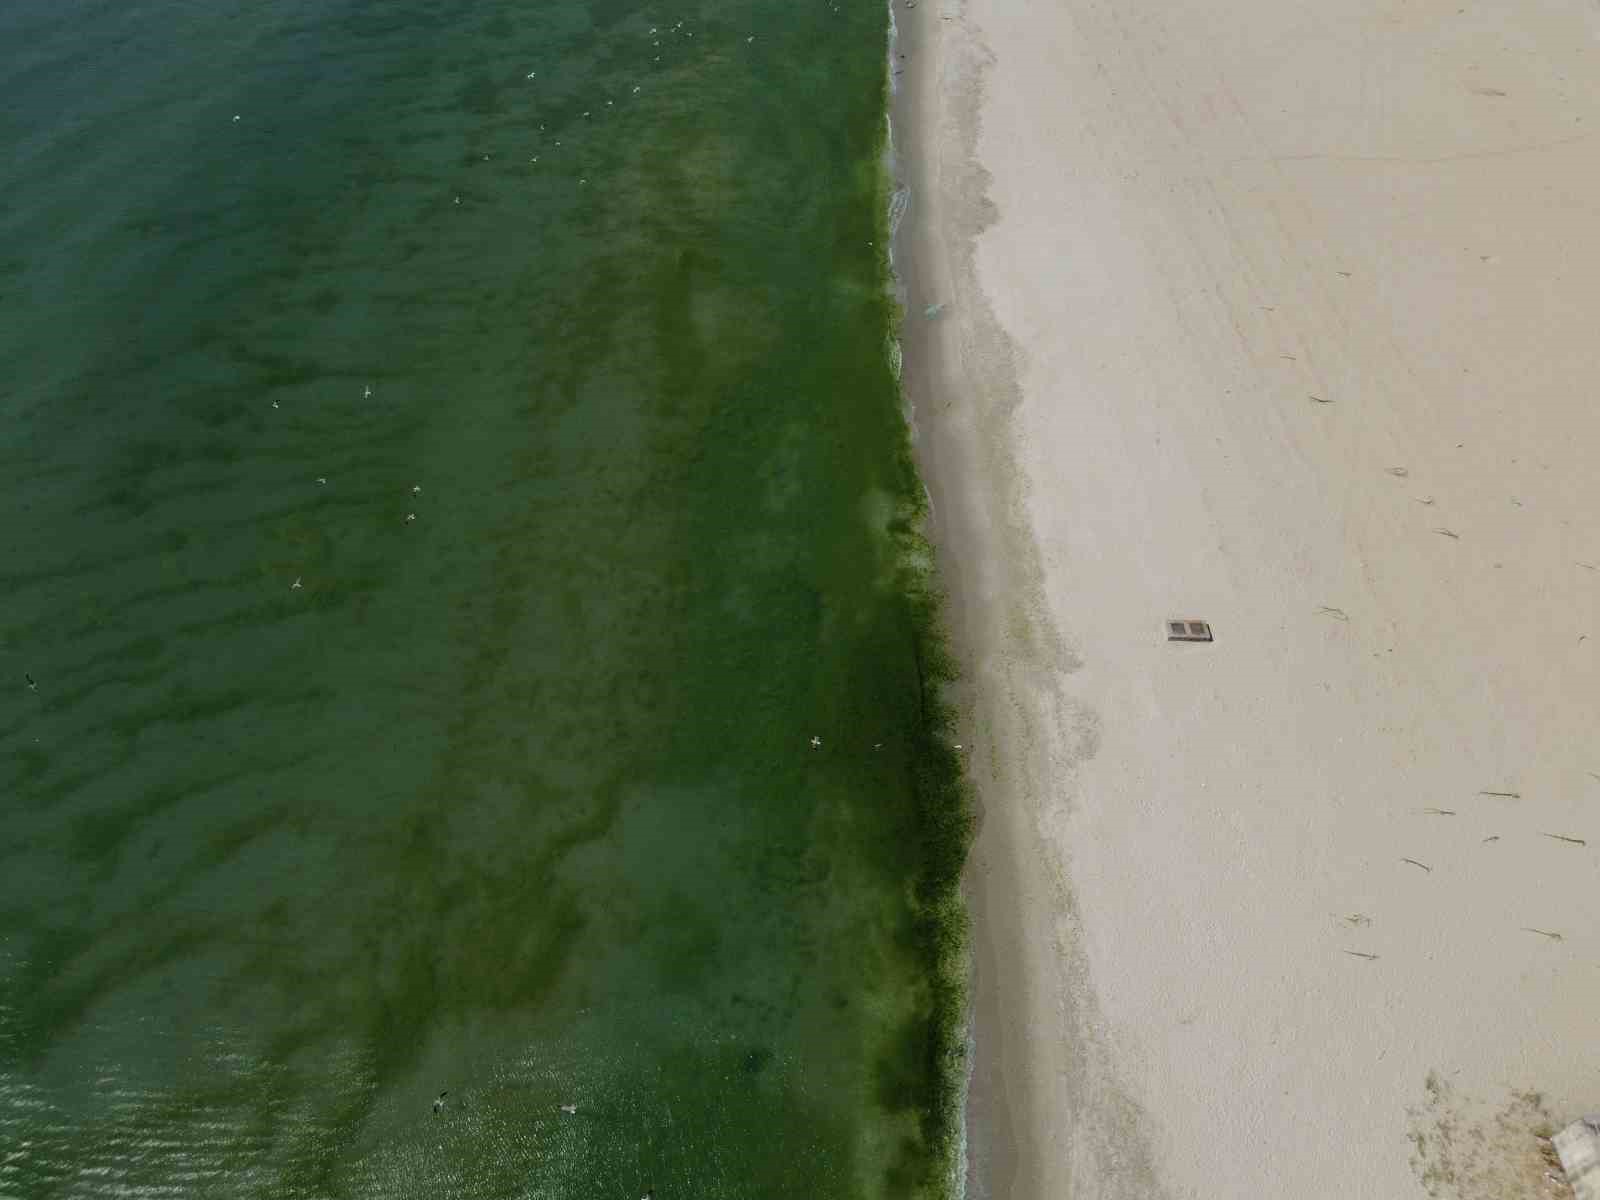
[891,0,1600,1197]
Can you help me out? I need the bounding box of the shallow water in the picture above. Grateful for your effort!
[0,1,965,1197]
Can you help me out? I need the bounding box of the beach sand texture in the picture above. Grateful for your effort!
[894,0,1600,1196]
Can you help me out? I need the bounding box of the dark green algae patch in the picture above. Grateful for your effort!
[0,0,974,1196]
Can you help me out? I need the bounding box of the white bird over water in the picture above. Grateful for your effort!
[317,477,327,485]
[364,384,372,398]
[558,1103,578,1115]
[412,484,422,494]
[405,512,417,524]
[291,577,302,590]
[271,400,280,409]
[810,736,822,749]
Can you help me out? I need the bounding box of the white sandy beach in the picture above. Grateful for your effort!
[893,0,1600,1196]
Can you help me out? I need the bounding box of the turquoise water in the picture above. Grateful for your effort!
[0,1,969,1197]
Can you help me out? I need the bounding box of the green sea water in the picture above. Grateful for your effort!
[0,1,969,1197]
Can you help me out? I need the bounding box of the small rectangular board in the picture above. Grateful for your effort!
[1166,619,1213,642]
[1554,1117,1600,1200]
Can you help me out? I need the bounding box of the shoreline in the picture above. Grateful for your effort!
[896,0,1600,1196]
[890,2,1158,1194]
[886,5,1089,1197]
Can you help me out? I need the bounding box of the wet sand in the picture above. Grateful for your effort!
[894,0,1600,1195]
